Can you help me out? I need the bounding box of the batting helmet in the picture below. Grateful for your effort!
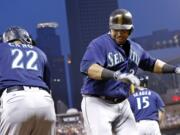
[139,75,149,87]
[109,9,134,31]
[2,26,33,45]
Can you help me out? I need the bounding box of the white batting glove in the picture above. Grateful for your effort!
[114,72,140,86]
[175,67,180,74]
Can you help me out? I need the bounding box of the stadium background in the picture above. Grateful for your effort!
[0,0,180,134]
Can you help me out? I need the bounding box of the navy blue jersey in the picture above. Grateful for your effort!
[80,33,156,98]
[0,43,50,92]
[128,88,165,121]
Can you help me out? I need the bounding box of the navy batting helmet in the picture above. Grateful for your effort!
[109,9,134,31]
[139,75,149,87]
[2,26,33,45]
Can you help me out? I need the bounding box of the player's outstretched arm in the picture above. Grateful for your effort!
[159,109,166,128]
[87,63,140,86]
[153,59,180,74]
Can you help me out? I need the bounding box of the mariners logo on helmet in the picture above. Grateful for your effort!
[109,9,134,31]
[2,26,33,45]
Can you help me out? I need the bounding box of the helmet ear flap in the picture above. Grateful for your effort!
[129,27,134,35]
[22,34,33,45]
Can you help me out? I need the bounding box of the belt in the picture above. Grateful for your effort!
[4,86,50,93]
[84,94,126,104]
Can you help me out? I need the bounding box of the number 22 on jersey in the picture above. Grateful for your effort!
[11,48,38,70]
[136,96,150,110]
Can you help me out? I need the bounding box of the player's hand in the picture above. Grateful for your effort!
[175,67,180,74]
[114,72,140,86]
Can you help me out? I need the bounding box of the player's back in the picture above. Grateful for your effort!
[0,42,49,90]
[128,88,161,122]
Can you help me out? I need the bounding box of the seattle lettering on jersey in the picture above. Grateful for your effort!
[8,43,34,49]
[107,52,124,67]
[129,49,140,65]
[107,49,140,67]
[133,90,151,97]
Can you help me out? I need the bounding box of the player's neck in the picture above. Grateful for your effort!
[138,86,146,90]
[11,41,22,45]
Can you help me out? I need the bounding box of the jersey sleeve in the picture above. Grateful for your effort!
[155,92,165,112]
[139,51,156,72]
[80,41,106,74]
[128,95,135,112]
[41,51,51,89]
[43,61,51,89]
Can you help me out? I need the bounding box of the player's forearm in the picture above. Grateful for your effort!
[153,59,166,73]
[87,64,104,80]
[158,110,165,124]
[87,64,117,80]
[153,59,177,73]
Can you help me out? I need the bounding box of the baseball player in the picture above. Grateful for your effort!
[0,26,56,135]
[128,75,165,135]
[80,8,180,135]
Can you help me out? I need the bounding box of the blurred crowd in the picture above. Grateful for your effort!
[161,111,180,130]
[56,108,86,135]
[55,107,180,135]
[56,122,85,135]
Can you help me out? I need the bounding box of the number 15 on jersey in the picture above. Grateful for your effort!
[136,96,150,110]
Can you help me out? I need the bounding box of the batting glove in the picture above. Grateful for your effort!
[175,67,180,74]
[114,72,140,86]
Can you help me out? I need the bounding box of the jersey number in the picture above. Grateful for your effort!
[136,96,150,110]
[11,49,38,70]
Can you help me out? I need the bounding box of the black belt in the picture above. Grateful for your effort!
[3,86,50,93]
[84,94,126,104]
